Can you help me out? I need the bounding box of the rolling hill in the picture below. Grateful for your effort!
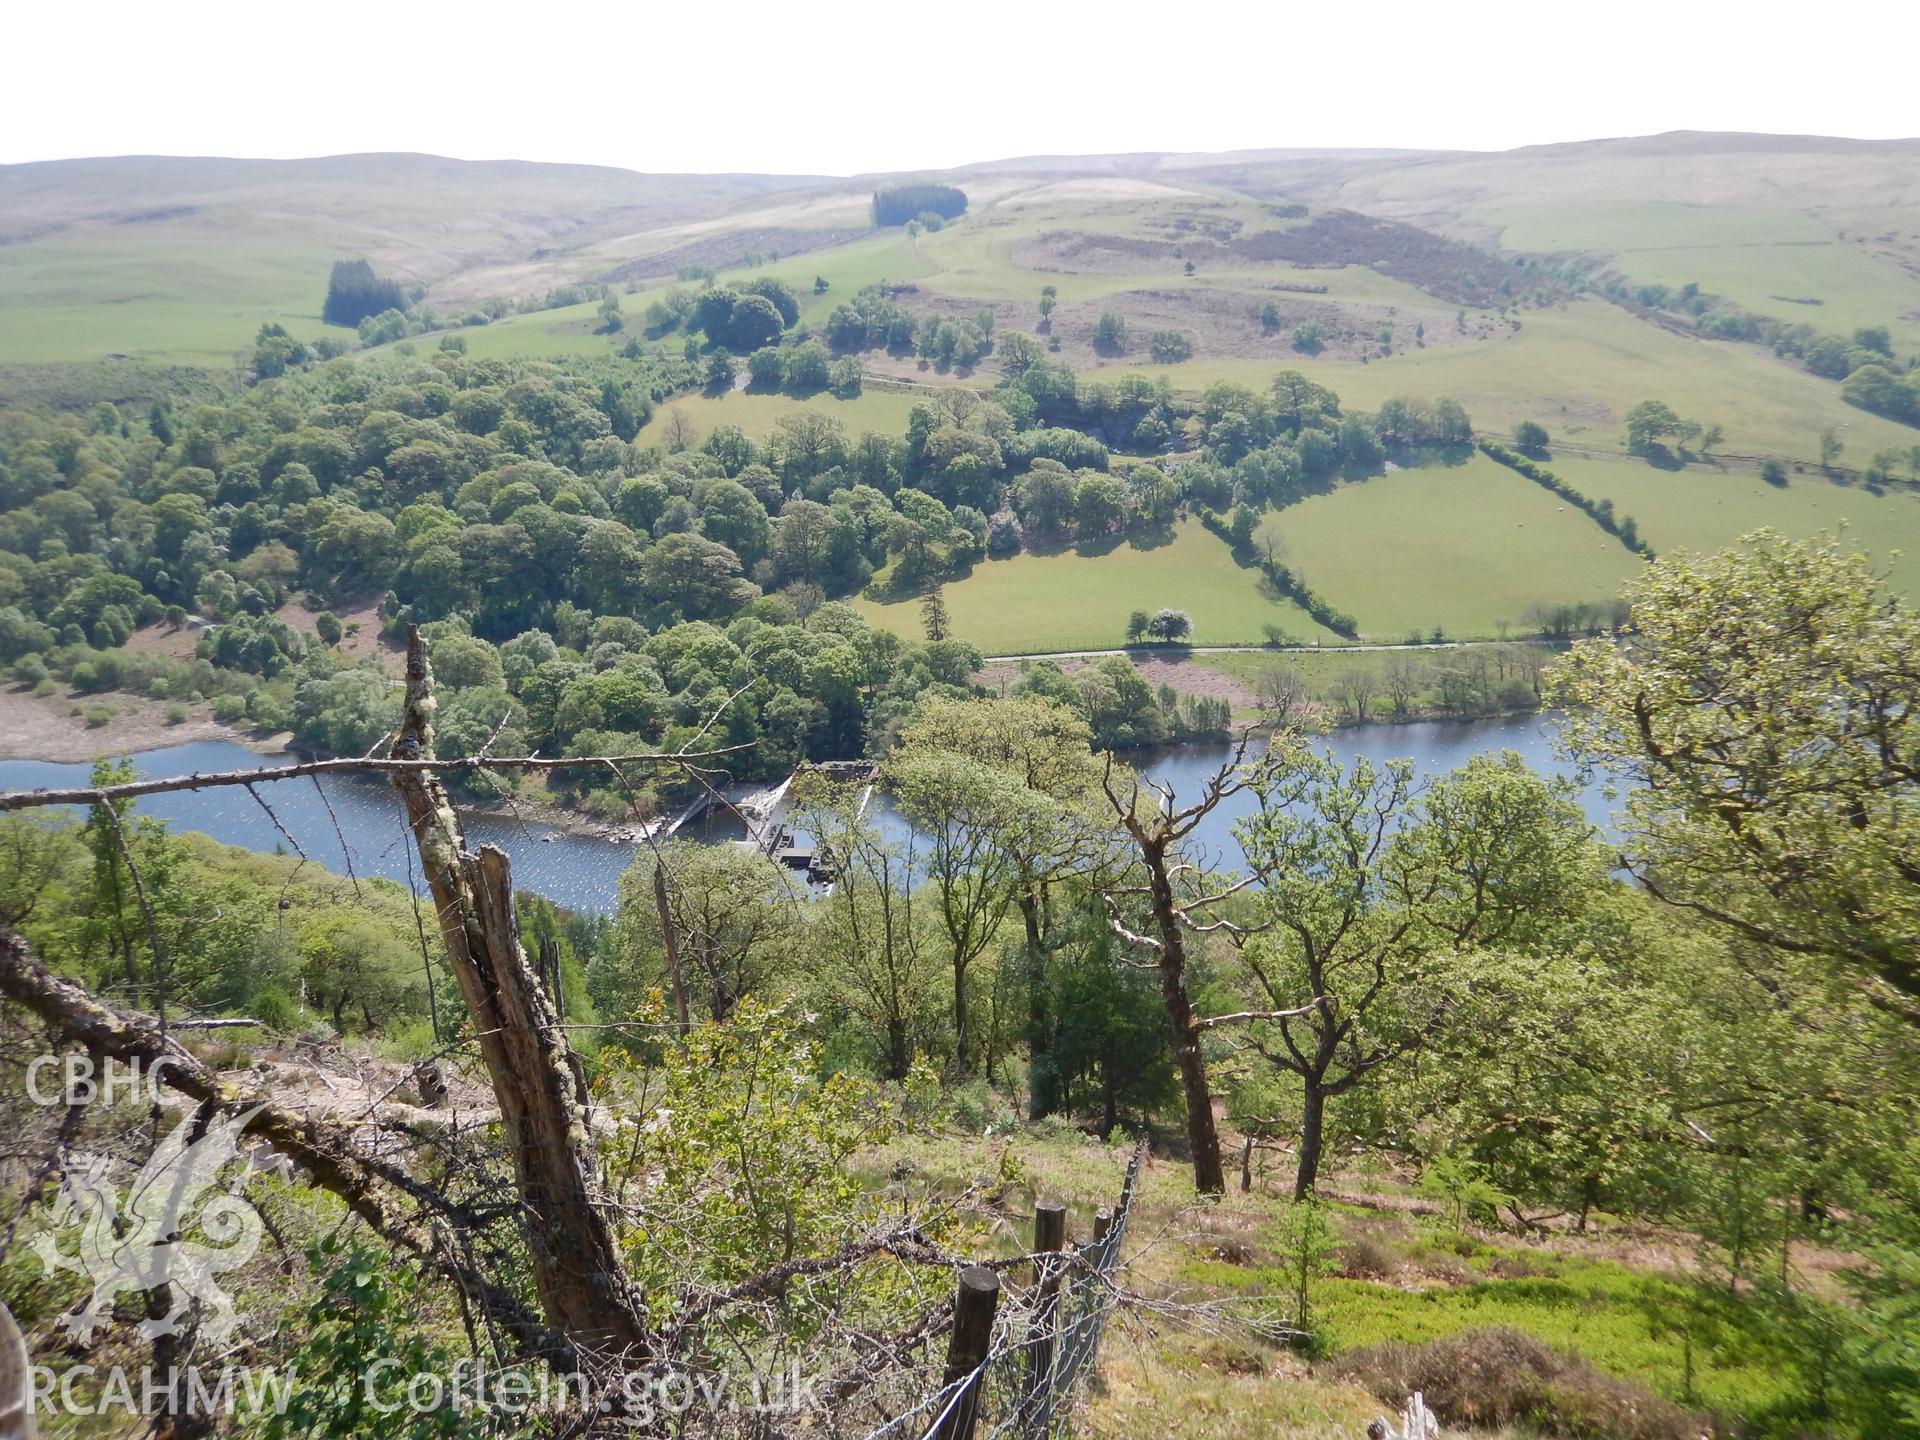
[5,133,1920,648]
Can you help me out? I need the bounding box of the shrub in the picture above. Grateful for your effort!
[164,703,189,726]
[985,510,1023,556]
[746,346,787,387]
[1337,1329,1699,1440]
[210,693,248,724]
[1337,1231,1403,1279]
[947,1078,1020,1134]
[1513,420,1550,454]
[1479,441,1654,558]
[11,655,48,686]
[1148,330,1193,364]
[84,703,113,728]
[249,987,299,1032]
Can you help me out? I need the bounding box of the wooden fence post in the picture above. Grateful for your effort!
[931,1266,999,1440]
[1032,1200,1067,1275]
[1021,1201,1069,1439]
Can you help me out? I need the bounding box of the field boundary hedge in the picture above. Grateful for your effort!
[1193,505,1360,638]
[1477,440,1656,559]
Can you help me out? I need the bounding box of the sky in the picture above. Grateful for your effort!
[7,0,1915,175]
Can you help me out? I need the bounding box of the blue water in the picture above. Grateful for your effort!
[0,715,1610,914]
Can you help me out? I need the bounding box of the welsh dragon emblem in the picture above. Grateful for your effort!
[32,1108,265,1344]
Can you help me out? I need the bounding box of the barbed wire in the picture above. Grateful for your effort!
[847,1138,1147,1440]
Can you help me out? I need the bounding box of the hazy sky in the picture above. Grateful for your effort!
[7,0,1914,174]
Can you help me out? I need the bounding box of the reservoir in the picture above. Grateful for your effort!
[0,714,1612,915]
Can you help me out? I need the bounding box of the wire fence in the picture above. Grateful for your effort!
[860,1137,1147,1440]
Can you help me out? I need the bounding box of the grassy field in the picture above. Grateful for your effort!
[1545,453,1920,595]
[0,153,808,368]
[916,196,1443,309]
[1477,200,1920,349]
[853,519,1341,652]
[1148,300,1920,465]
[423,304,626,360]
[1271,455,1647,640]
[0,232,351,365]
[736,230,937,328]
[1184,1233,1795,1422]
[868,449,1784,653]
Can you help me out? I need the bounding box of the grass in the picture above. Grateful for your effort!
[0,231,350,365]
[1148,300,1920,466]
[888,1128,1814,1439]
[730,230,937,328]
[1541,453,1920,597]
[861,452,1663,654]
[422,303,624,360]
[1477,200,1920,349]
[1183,1238,1799,1421]
[917,198,1440,309]
[852,519,1342,652]
[1092,1346,1377,1440]
[1270,455,1646,640]
[1188,643,1548,717]
[380,232,936,362]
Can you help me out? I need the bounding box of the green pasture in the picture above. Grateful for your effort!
[1545,452,1920,596]
[1148,300,1920,464]
[1478,200,1920,347]
[1271,454,1646,639]
[730,230,937,328]
[0,231,349,366]
[426,302,626,360]
[852,519,1340,653]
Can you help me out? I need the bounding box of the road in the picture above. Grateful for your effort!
[978,640,1502,663]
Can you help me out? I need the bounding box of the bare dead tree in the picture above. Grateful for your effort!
[386,627,651,1360]
[1097,737,1290,1196]
[652,860,693,1037]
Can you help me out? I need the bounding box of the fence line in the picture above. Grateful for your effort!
[857,1137,1148,1440]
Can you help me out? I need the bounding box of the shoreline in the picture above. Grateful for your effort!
[0,685,650,843]
[0,685,289,765]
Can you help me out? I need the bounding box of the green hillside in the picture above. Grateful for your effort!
[4,134,1919,646]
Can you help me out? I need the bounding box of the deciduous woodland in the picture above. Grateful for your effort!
[1,131,1919,1440]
